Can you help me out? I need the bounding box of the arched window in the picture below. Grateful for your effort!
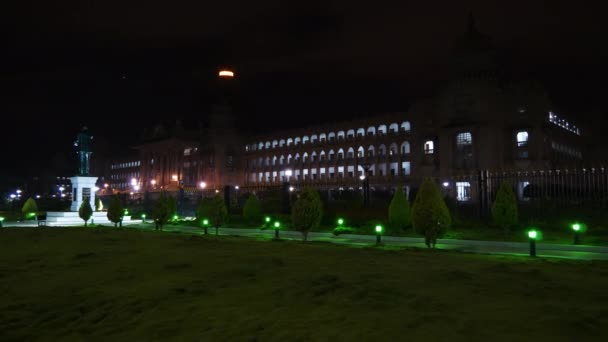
[356,128,365,137]
[302,152,309,163]
[337,148,345,160]
[368,145,375,157]
[346,129,355,139]
[400,121,411,132]
[258,142,264,150]
[378,144,386,156]
[516,131,529,147]
[265,157,270,166]
[400,142,411,155]
[311,151,317,162]
[295,153,300,162]
[279,155,285,165]
[272,140,278,148]
[328,149,335,161]
[320,150,326,161]
[389,123,399,133]
[319,133,327,142]
[258,157,263,166]
[456,132,472,146]
[337,131,345,141]
[302,136,309,145]
[389,143,398,156]
[287,154,292,164]
[347,147,354,159]
[328,132,336,142]
[378,125,387,135]
[357,146,365,158]
[265,141,271,149]
[287,138,293,146]
[424,141,434,154]
[310,134,318,144]
[294,137,301,146]
[272,155,278,165]
[279,139,285,147]
[367,126,376,136]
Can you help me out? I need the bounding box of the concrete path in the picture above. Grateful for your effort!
[4,220,608,260]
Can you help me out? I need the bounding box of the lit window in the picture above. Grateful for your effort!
[516,131,529,147]
[456,182,471,201]
[424,141,434,154]
[456,132,472,146]
[184,148,192,156]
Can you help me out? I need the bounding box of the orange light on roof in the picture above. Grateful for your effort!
[219,70,234,78]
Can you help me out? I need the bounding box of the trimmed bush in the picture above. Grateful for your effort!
[243,194,262,226]
[79,196,93,227]
[152,192,170,230]
[412,178,451,248]
[492,181,518,231]
[107,195,124,227]
[208,195,228,234]
[21,197,38,219]
[291,188,323,241]
[388,187,411,231]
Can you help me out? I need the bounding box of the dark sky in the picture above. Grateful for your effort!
[1,0,607,181]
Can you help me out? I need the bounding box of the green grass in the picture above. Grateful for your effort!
[1,228,607,341]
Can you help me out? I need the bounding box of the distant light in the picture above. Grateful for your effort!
[104,183,109,188]
[9,194,16,199]
[133,185,140,191]
[442,182,450,187]
[36,195,41,199]
[235,185,239,190]
[150,180,157,185]
[203,219,209,226]
[215,189,220,193]
[274,221,281,228]
[337,218,344,226]
[173,215,178,221]
[131,178,137,185]
[375,225,383,233]
[59,187,65,191]
[130,192,134,195]
[172,175,178,181]
[16,190,22,194]
[285,170,293,177]
[61,194,66,198]
[219,70,234,78]
[359,175,366,180]
[265,216,271,223]
[199,182,206,189]
[572,223,581,232]
[528,230,538,239]
[289,186,294,192]
[142,214,146,218]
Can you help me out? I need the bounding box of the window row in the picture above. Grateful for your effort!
[248,162,411,183]
[111,161,141,170]
[249,143,411,167]
[246,121,411,151]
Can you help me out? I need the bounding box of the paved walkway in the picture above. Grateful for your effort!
[4,220,608,260]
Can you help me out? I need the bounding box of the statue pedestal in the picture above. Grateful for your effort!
[70,176,98,212]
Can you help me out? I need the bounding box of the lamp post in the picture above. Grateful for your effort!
[202,219,209,235]
[264,216,271,229]
[572,223,582,245]
[199,181,206,200]
[528,229,539,257]
[141,214,146,223]
[0,216,4,228]
[274,221,281,239]
[375,225,383,245]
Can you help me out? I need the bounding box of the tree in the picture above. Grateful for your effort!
[291,188,323,241]
[208,195,228,235]
[412,178,451,248]
[107,195,124,227]
[79,196,93,227]
[21,197,39,220]
[243,193,262,226]
[492,181,519,232]
[166,195,177,220]
[196,197,212,234]
[388,187,411,231]
[94,196,103,211]
[152,192,170,230]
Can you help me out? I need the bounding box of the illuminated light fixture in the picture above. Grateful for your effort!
[285,170,293,177]
[59,187,65,191]
[9,194,16,199]
[572,223,583,245]
[0,216,4,227]
[94,187,100,192]
[172,175,178,181]
[359,175,366,181]
[36,195,41,199]
[215,189,220,194]
[61,194,66,198]
[129,192,134,195]
[443,182,450,187]
[235,185,239,190]
[274,221,281,239]
[265,216,271,223]
[16,190,22,194]
[528,229,539,257]
[375,225,384,245]
[150,180,157,185]
[202,218,209,234]
[173,215,178,221]
[199,182,206,189]
[104,183,109,188]
[219,70,234,78]
[337,218,344,226]
[289,186,294,192]
[133,185,141,191]
[131,178,137,185]
[141,214,146,223]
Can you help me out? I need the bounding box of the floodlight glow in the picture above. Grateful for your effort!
[274,221,280,228]
[219,70,234,77]
[9,194,16,199]
[124,209,129,215]
[199,182,206,189]
[131,178,137,185]
[61,194,66,198]
[104,183,109,188]
[289,186,295,192]
[36,195,41,199]
[133,185,141,191]
[0,217,4,222]
[16,190,22,194]
[528,230,538,239]
[375,225,383,233]
[337,218,344,226]
[572,223,581,232]
[142,214,146,218]
[150,180,157,185]
[203,219,209,225]
[172,175,178,181]
[235,185,239,190]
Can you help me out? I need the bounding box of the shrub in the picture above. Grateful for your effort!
[107,195,124,227]
[412,178,451,248]
[492,181,519,231]
[332,226,355,236]
[388,187,411,231]
[208,195,228,234]
[79,196,93,227]
[291,188,323,241]
[21,197,38,219]
[243,194,262,225]
[196,198,212,234]
[152,192,170,230]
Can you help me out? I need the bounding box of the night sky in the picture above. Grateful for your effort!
[1,1,607,183]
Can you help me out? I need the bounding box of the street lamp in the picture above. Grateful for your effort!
[337,218,345,227]
[375,225,383,245]
[289,186,295,192]
[572,223,583,245]
[0,216,4,228]
[274,221,281,239]
[528,229,539,257]
[202,219,209,235]
[141,214,146,223]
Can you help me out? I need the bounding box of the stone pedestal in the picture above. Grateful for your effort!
[70,176,98,212]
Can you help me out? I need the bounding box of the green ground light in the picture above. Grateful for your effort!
[528,230,538,239]
[375,225,383,233]
[203,219,209,226]
[265,216,271,223]
[0,216,4,227]
[337,218,344,226]
[173,215,179,221]
[572,223,581,232]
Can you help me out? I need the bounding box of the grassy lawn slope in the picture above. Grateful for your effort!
[1,228,607,341]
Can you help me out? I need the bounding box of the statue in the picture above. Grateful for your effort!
[74,126,94,176]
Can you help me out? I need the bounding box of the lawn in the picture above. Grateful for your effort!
[1,228,607,341]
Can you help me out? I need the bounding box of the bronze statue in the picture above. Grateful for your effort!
[74,126,93,176]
